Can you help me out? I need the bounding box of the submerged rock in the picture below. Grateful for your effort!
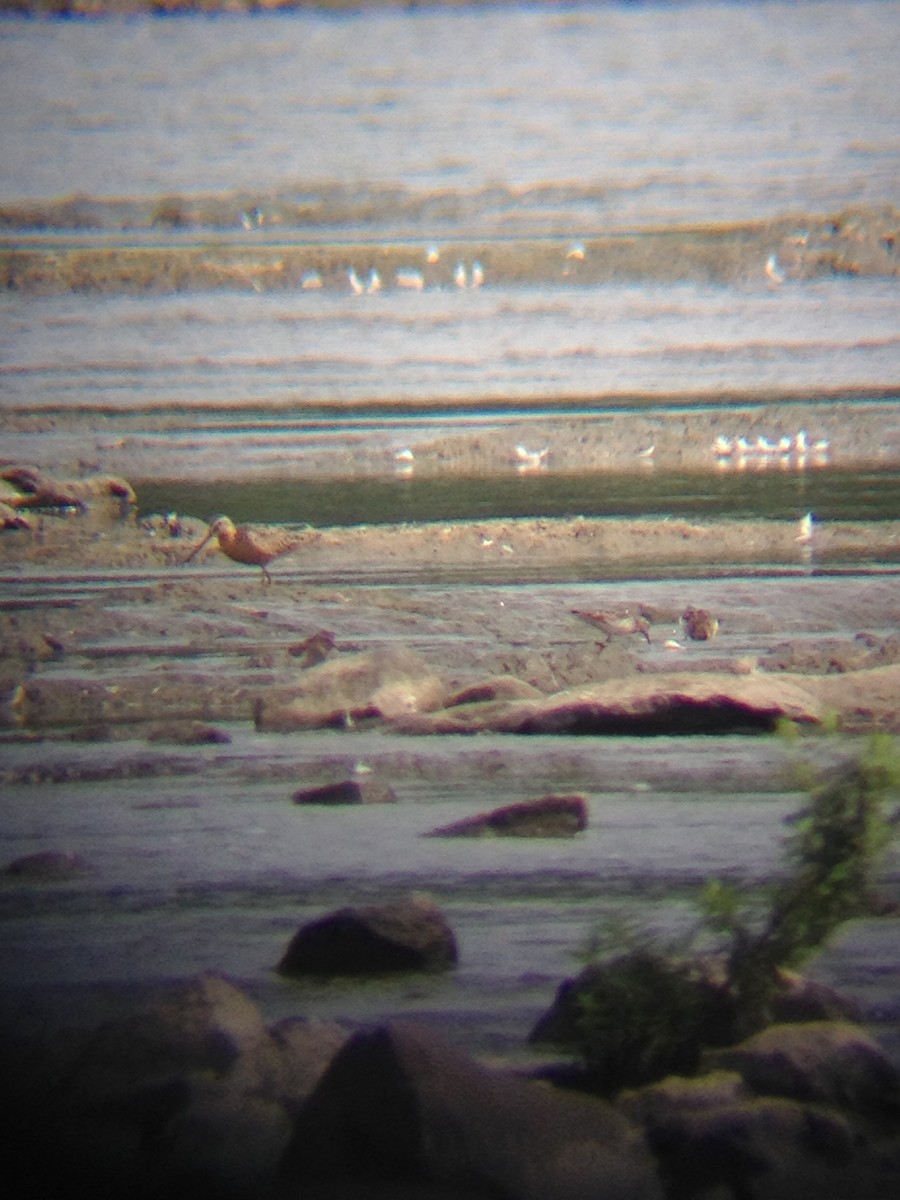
[277,894,458,976]
[3,849,93,880]
[280,1021,663,1200]
[427,794,588,838]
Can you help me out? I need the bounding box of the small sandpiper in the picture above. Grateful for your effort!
[572,609,651,644]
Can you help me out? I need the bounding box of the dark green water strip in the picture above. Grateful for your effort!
[136,466,900,528]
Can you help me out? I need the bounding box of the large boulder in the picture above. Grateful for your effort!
[705,1021,900,1121]
[619,1025,900,1200]
[0,972,347,1199]
[255,646,446,731]
[277,894,458,976]
[394,671,822,735]
[427,794,588,838]
[279,1021,664,1200]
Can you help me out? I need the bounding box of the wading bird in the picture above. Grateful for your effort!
[571,609,651,644]
[184,515,303,584]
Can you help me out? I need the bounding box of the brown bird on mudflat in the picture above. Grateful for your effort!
[571,609,651,644]
[184,515,303,584]
[682,605,719,641]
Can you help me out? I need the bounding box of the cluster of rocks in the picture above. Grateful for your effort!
[3,968,898,1199]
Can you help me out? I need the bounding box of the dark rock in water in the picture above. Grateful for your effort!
[277,894,458,976]
[292,776,397,806]
[279,1021,663,1200]
[4,849,92,880]
[427,794,588,838]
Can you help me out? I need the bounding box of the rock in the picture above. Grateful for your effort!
[528,952,736,1094]
[145,720,232,745]
[0,972,348,1199]
[292,776,397,805]
[395,671,823,735]
[255,647,446,731]
[4,849,93,879]
[633,1092,895,1200]
[445,676,544,706]
[705,1021,900,1121]
[279,1022,664,1200]
[682,605,719,640]
[770,971,862,1024]
[277,894,458,976]
[427,794,588,838]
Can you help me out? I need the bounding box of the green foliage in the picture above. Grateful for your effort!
[571,735,900,1088]
[713,733,900,1034]
[574,951,712,1095]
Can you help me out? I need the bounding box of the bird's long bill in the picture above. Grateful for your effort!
[183,530,215,564]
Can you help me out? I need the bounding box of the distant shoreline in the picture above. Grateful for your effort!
[3,1,522,17]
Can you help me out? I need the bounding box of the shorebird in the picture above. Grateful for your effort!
[572,609,651,644]
[471,261,485,288]
[682,606,719,641]
[515,445,550,472]
[795,512,814,544]
[184,516,303,584]
[395,268,425,290]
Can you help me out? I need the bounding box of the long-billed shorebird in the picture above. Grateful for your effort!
[184,515,303,584]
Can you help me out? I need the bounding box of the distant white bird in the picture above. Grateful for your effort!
[713,435,734,456]
[795,512,814,544]
[637,444,655,460]
[777,435,792,453]
[300,270,322,290]
[795,430,809,454]
[756,437,779,454]
[515,445,550,471]
[566,242,586,261]
[395,268,425,290]
[471,261,485,288]
[394,448,415,463]
[348,267,365,295]
[454,262,467,289]
[366,269,381,294]
[426,245,441,264]
[765,253,786,284]
[812,437,831,456]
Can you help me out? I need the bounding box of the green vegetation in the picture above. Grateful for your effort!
[571,735,900,1092]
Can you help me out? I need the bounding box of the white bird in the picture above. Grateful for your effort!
[637,444,655,460]
[713,435,734,456]
[795,512,814,544]
[454,262,467,289]
[471,261,485,288]
[795,430,809,454]
[515,445,550,471]
[777,436,792,453]
[765,253,786,284]
[300,270,322,290]
[348,267,365,295]
[395,268,425,290]
[566,242,586,261]
[366,269,382,294]
[426,245,441,264]
[756,437,779,454]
